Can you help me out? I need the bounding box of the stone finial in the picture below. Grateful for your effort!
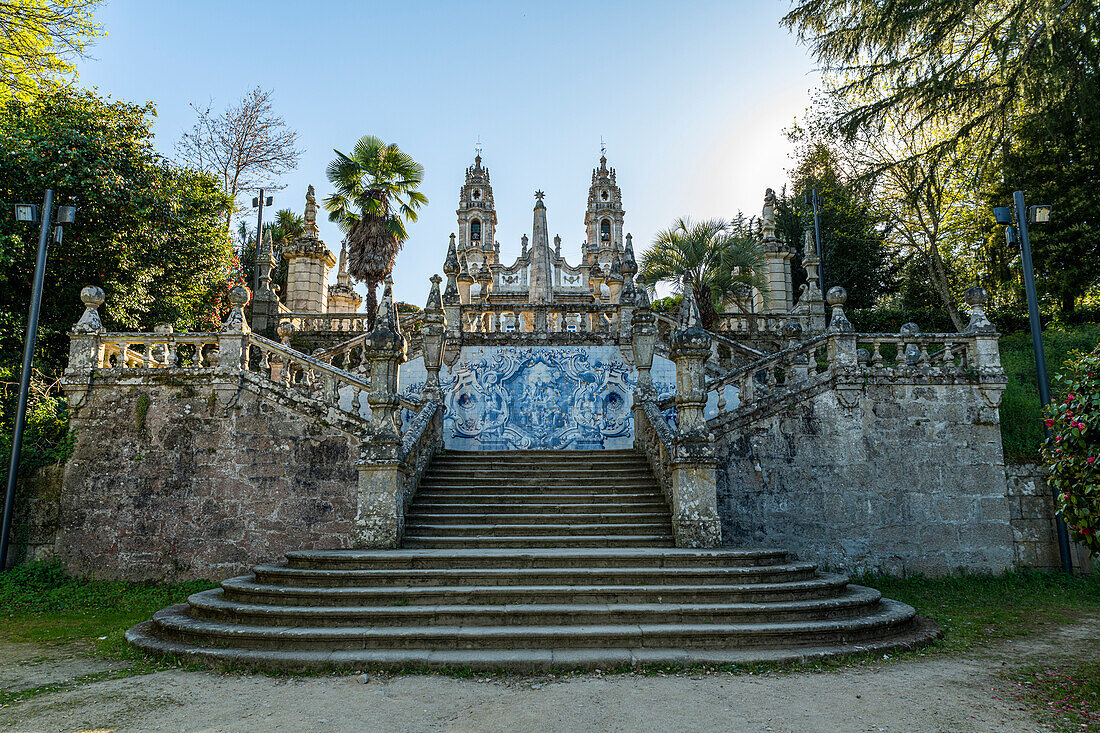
[825,286,852,333]
[425,273,443,312]
[899,321,922,365]
[521,234,529,257]
[376,276,399,333]
[276,320,295,345]
[457,254,474,284]
[635,284,651,309]
[678,277,703,330]
[963,286,995,334]
[302,184,320,239]
[153,323,174,334]
[782,318,803,341]
[607,253,623,282]
[554,234,561,258]
[222,285,252,333]
[622,235,637,275]
[73,285,105,333]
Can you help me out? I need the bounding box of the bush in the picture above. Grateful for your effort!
[0,368,72,487]
[1000,326,1100,463]
[1041,345,1100,555]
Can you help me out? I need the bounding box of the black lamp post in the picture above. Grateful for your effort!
[1,191,77,571]
[251,190,273,294]
[993,190,1072,573]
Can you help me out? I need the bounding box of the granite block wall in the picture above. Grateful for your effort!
[715,381,1017,574]
[52,380,361,581]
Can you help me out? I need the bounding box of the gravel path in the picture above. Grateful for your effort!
[3,618,1096,733]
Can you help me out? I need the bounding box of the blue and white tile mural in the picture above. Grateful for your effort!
[400,346,679,450]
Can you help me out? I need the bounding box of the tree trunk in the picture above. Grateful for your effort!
[923,244,965,331]
[365,280,378,332]
[1061,291,1076,316]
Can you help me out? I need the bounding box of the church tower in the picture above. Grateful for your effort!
[584,154,624,266]
[456,153,498,266]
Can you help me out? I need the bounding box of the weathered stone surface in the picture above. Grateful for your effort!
[715,381,1017,574]
[53,383,360,581]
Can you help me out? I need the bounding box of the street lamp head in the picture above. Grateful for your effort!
[55,206,77,225]
[14,205,37,222]
[1029,205,1052,224]
[1006,227,1017,246]
[993,207,1013,226]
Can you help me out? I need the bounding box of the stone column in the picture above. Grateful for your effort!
[793,231,826,334]
[457,254,474,305]
[963,286,1007,411]
[355,276,410,548]
[761,188,794,313]
[631,288,658,402]
[61,286,106,409]
[668,280,722,548]
[421,274,446,403]
[619,235,638,337]
[214,285,251,405]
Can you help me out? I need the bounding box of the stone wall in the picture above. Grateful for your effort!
[1005,464,1094,572]
[715,380,1017,574]
[52,377,361,581]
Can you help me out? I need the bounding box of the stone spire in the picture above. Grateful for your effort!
[528,190,553,303]
[327,238,362,312]
[586,153,624,256]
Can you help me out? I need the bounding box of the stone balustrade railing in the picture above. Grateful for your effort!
[277,311,422,335]
[97,333,220,369]
[714,311,807,338]
[459,302,621,334]
[634,399,676,507]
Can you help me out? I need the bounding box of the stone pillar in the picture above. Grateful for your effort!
[606,254,624,304]
[250,230,281,336]
[619,235,638,336]
[213,285,251,405]
[793,230,826,333]
[963,286,1007,411]
[61,286,105,408]
[327,240,363,313]
[421,274,446,403]
[355,276,410,549]
[283,186,337,313]
[442,235,463,365]
[761,188,794,313]
[668,280,722,548]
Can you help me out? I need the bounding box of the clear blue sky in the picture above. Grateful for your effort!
[75,1,820,304]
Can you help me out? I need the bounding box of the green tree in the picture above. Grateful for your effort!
[782,0,1100,176]
[777,139,893,312]
[0,1,102,101]
[323,135,427,327]
[638,218,769,329]
[0,88,238,371]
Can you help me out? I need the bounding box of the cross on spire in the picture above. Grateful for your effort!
[535,190,545,201]
[600,136,606,156]
[475,135,482,158]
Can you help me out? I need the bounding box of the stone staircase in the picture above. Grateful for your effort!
[126,450,938,671]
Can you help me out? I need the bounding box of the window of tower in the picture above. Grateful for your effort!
[600,219,611,242]
[470,219,481,241]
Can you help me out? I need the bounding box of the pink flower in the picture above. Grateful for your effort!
[1046,419,1056,427]
[1089,457,1096,464]
[1056,436,1064,442]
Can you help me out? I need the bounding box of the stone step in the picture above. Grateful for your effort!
[413,491,664,502]
[403,522,674,538]
[429,458,651,469]
[249,562,820,589]
[187,586,884,627]
[221,575,850,607]
[422,471,657,483]
[281,548,791,571]
[126,618,941,672]
[143,599,919,651]
[410,501,672,514]
[405,512,671,526]
[402,535,675,549]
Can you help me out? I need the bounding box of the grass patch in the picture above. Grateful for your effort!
[856,570,1100,651]
[999,324,1100,464]
[1007,661,1100,732]
[0,560,215,655]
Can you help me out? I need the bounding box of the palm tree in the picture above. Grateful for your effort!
[638,218,770,329]
[323,136,427,327]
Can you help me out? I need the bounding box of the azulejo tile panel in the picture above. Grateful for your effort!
[400,346,677,450]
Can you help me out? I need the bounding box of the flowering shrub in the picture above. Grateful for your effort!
[1041,344,1100,555]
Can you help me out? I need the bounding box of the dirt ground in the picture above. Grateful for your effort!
[2,618,1097,733]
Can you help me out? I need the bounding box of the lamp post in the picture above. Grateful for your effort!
[993,190,1072,573]
[251,189,273,294]
[805,189,825,289]
[1,192,77,571]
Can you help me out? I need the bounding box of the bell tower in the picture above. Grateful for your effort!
[584,152,625,266]
[456,151,498,268]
